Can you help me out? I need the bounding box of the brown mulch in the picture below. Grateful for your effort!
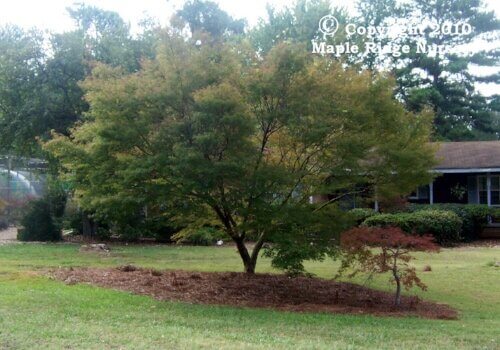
[50,266,457,320]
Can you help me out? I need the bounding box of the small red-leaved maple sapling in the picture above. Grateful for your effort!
[338,226,439,306]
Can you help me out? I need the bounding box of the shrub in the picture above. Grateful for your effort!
[111,219,179,242]
[17,198,61,242]
[410,210,463,244]
[363,209,462,245]
[494,208,500,226]
[363,213,409,232]
[114,224,139,241]
[407,204,496,241]
[379,196,410,213]
[339,226,439,306]
[0,218,8,230]
[348,208,378,225]
[62,200,83,235]
[142,217,179,243]
[172,227,227,246]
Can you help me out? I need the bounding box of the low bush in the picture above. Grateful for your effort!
[62,201,83,235]
[348,208,378,225]
[364,213,405,229]
[407,204,496,241]
[142,217,179,243]
[17,198,61,242]
[0,218,8,230]
[339,226,439,306]
[172,227,227,246]
[494,208,500,225]
[112,219,179,242]
[363,209,462,245]
[0,199,9,230]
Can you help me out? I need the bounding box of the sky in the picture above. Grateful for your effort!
[0,0,498,94]
[0,0,296,32]
[3,0,496,33]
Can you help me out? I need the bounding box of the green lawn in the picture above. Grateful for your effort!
[0,243,498,349]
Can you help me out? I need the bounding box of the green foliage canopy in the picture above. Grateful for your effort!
[46,32,435,273]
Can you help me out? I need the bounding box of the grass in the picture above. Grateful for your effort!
[0,243,498,349]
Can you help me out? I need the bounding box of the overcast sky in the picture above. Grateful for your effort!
[0,0,296,32]
[1,0,496,33]
[0,0,498,95]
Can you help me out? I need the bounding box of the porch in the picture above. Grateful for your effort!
[410,172,500,207]
[410,141,500,238]
[413,172,500,239]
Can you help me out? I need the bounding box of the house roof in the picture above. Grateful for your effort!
[434,141,500,171]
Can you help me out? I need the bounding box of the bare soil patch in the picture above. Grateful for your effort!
[50,266,457,319]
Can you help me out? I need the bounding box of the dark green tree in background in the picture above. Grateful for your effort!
[252,0,500,140]
[174,0,246,38]
[355,0,499,140]
[394,0,500,140]
[0,4,157,156]
[0,26,47,155]
[250,0,350,54]
[2,0,498,155]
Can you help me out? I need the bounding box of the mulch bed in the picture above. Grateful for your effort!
[50,266,457,320]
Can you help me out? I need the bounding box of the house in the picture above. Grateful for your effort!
[311,141,500,238]
[410,141,500,207]
[411,141,500,238]
[311,141,500,207]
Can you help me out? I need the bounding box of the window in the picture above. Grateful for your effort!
[492,176,500,205]
[477,175,500,206]
[409,185,429,200]
[479,176,487,204]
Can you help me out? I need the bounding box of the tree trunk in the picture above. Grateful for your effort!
[234,237,258,274]
[244,257,257,274]
[82,213,96,238]
[392,250,402,306]
[394,272,401,306]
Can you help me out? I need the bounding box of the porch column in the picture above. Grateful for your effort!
[487,173,491,207]
[429,181,434,205]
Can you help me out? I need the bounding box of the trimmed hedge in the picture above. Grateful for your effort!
[407,204,496,241]
[363,209,462,245]
[348,208,378,225]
